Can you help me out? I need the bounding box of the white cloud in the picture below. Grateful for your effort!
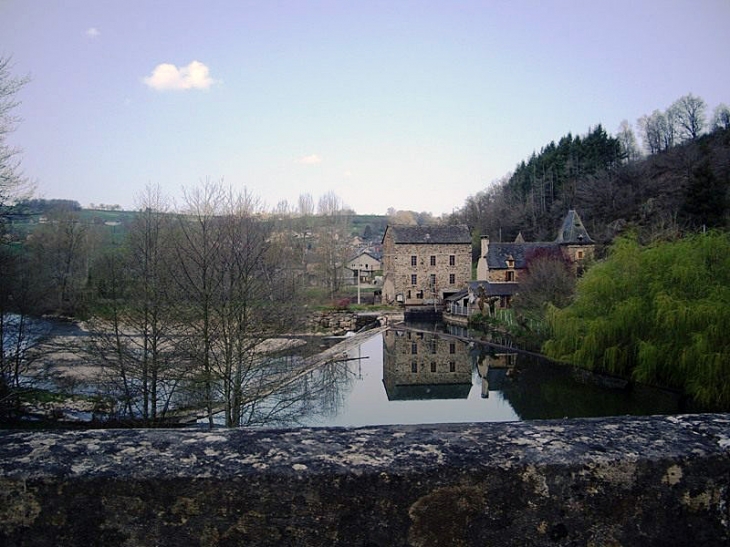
[143,61,216,91]
[298,154,323,165]
[85,27,100,38]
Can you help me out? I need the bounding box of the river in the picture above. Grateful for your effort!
[3,316,690,428]
[226,324,688,429]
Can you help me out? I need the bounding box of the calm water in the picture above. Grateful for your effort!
[261,326,685,429]
[14,316,683,427]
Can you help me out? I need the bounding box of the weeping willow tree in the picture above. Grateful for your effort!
[544,232,730,409]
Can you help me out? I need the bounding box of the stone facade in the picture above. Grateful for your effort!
[473,210,595,311]
[476,210,594,283]
[382,224,472,306]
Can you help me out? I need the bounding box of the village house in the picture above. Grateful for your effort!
[345,250,382,284]
[381,224,472,307]
[446,210,594,320]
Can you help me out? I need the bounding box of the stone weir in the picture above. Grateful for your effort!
[1,414,729,546]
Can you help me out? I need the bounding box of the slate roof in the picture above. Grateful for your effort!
[444,289,469,302]
[555,209,594,244]
[384,224,471,245]
[347,249,382,262]
[469,281,520,297]
[482,210,594,269]
[485,242,558,269]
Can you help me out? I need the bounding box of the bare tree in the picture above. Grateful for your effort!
[0,56,32,212]
[638,109,677,154]
[297,193,315,217]
[171,180,226,427]
[637,111,663,155]
[214,189,273,426]
[27,211,92,314]
[711,103,730,131]
[316,191,351,298]
[671,93,706,142]
[616,120,642,162]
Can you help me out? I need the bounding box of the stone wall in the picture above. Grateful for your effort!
[1,414,729,546]
[305,310,359,334]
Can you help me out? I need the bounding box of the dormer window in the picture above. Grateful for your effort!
[506,254,515,269]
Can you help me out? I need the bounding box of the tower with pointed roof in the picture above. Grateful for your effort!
[555,209,595,267]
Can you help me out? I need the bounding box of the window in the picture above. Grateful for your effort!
[430,255,436,266]
[416,290,423,299]
[449,255,455,266]
[411,361,418,373]
[449,361,456,372]
[506,271,515,282]
[430,362,437,373]
[449,343,456,354]
[411,255,417,266]
[449,274,455,284]
[411,274,417,285]
[429,273,436,286]
[411,342,418,355]
[577,250,584,259]
[430,340,437,354]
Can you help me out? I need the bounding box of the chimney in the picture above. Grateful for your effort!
[480,235,490,258]
[476,236,490,281]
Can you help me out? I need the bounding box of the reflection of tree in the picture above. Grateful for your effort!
[0,238,51,418]
[223,349,357,427]
[0,314,50,418]
[309,358,356,418]
[500,355,682,420]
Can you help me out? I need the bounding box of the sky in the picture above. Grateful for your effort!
[2,0,729,216]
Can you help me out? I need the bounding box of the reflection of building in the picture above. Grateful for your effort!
[473,349,517,398]
[382,329,472,400]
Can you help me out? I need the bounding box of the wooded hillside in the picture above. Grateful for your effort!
[453,123,730,248]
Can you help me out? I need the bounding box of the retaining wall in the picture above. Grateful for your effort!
[1,414,729,546]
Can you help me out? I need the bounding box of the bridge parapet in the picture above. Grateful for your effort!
[1,414,729,546]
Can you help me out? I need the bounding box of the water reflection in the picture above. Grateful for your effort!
[268,325,688,429]
[276,328,521,428]
[22,317,687,428]
[382,328,473,401]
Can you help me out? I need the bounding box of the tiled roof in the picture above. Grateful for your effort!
[555,209,594,244]
[385,224,471,245]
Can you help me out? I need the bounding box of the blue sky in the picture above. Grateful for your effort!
[2,0,729,215]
